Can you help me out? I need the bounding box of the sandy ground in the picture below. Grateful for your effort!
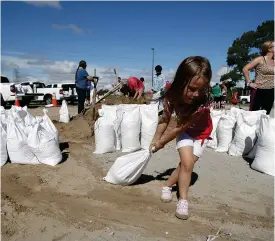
[1,103,274,241]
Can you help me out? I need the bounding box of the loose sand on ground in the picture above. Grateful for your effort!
[1,99,274,241]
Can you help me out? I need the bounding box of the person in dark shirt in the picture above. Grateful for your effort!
[75,60,93,113]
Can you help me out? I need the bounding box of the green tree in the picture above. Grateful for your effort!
[222,20,274,90]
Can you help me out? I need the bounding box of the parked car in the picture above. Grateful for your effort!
[239,95,250,105]
[20,82,77,105]
[44,83,78,104]
[0,76,43,107]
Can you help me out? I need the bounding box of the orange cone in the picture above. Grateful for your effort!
[52,93,58,107]
[15,95,20,107]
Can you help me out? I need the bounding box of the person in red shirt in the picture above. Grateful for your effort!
[231,92,239,105]
[127,77,145,100]
[150,56,213,220]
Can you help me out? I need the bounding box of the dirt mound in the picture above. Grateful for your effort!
[54,104,101,143]
[103,94,152,105]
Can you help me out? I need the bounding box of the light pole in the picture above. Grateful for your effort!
[151,48,155,88]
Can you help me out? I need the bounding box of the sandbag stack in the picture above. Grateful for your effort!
[1,106,62,167]
[207,107,273,176]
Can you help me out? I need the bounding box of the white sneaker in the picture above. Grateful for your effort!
[175,199,189,220]
[160,186,172,203]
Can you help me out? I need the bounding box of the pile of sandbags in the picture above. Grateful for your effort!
[1,106,62,167]
[207,107,266,154]
[207,107,273,176]
[93,103,158,155]
[94,103,158,186]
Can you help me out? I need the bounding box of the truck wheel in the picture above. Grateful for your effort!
[44,95,52,105]
[0,94,6,108]
[241,99,247,105]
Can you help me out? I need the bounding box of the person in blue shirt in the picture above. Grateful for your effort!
[75,60,93,113]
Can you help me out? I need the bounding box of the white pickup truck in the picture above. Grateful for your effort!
[239,95,250,105]
[20,81,78,105]
[0,76,44,107]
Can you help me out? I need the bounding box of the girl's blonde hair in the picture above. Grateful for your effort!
[261,40,274,56]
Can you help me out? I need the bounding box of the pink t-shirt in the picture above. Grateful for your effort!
[163,98,213,144]
[128,77,144,91]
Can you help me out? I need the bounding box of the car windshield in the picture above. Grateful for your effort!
[1,76,10,83]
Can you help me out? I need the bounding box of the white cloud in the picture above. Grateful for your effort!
[1,54,176,90]
[24,1,62,9]
[52,24,85,34]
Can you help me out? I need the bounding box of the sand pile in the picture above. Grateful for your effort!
[53,104,101,143]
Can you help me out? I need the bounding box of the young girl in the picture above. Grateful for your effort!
[150,56,213,220]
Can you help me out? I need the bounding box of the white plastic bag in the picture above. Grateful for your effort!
[7,117,40,165]
[215,114,236,153]
[140,103,159,150]
[228,112,262,156]
[59,100,70,123]
[93,117,116,154]
[41,109,59,143]
[103,150,151,185]
[27,120,62,166]
[251,116,275,176]
[1,123,8,167]
[207,109,225,149]
[120,106,141,152]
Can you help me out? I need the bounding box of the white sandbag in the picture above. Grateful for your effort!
[27,120,62,166]
[1,106,7,131]
[215,114,236,153]
[101,105,118,123]
[93,117,116,154]
[7,117,40,165]
[140,103,159,150]
[22,106,36,126]
[59,100,70,123]
[228,107,244,119]
[251,116,275,176]
[41,109,59,143]
[114,107,124,151]
[89,88,95,105]
[114,104,140,151]
[103,149,151,185]
[1,123,8,167]
[151,91,163,112]
[244,139,258,159]
[207,109,225,149]
[228,112,262,156]
[120,106,141,152]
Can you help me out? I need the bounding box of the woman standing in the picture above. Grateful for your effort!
[242,41,274,115]
[75,60,93,114]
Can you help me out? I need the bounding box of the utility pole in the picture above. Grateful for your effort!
[151,48,155,88]
[13,67,20,83]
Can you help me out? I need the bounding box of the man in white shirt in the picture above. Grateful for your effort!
[152,65,166,94]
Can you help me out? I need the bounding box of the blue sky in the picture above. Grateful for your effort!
[1,1,274,89]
